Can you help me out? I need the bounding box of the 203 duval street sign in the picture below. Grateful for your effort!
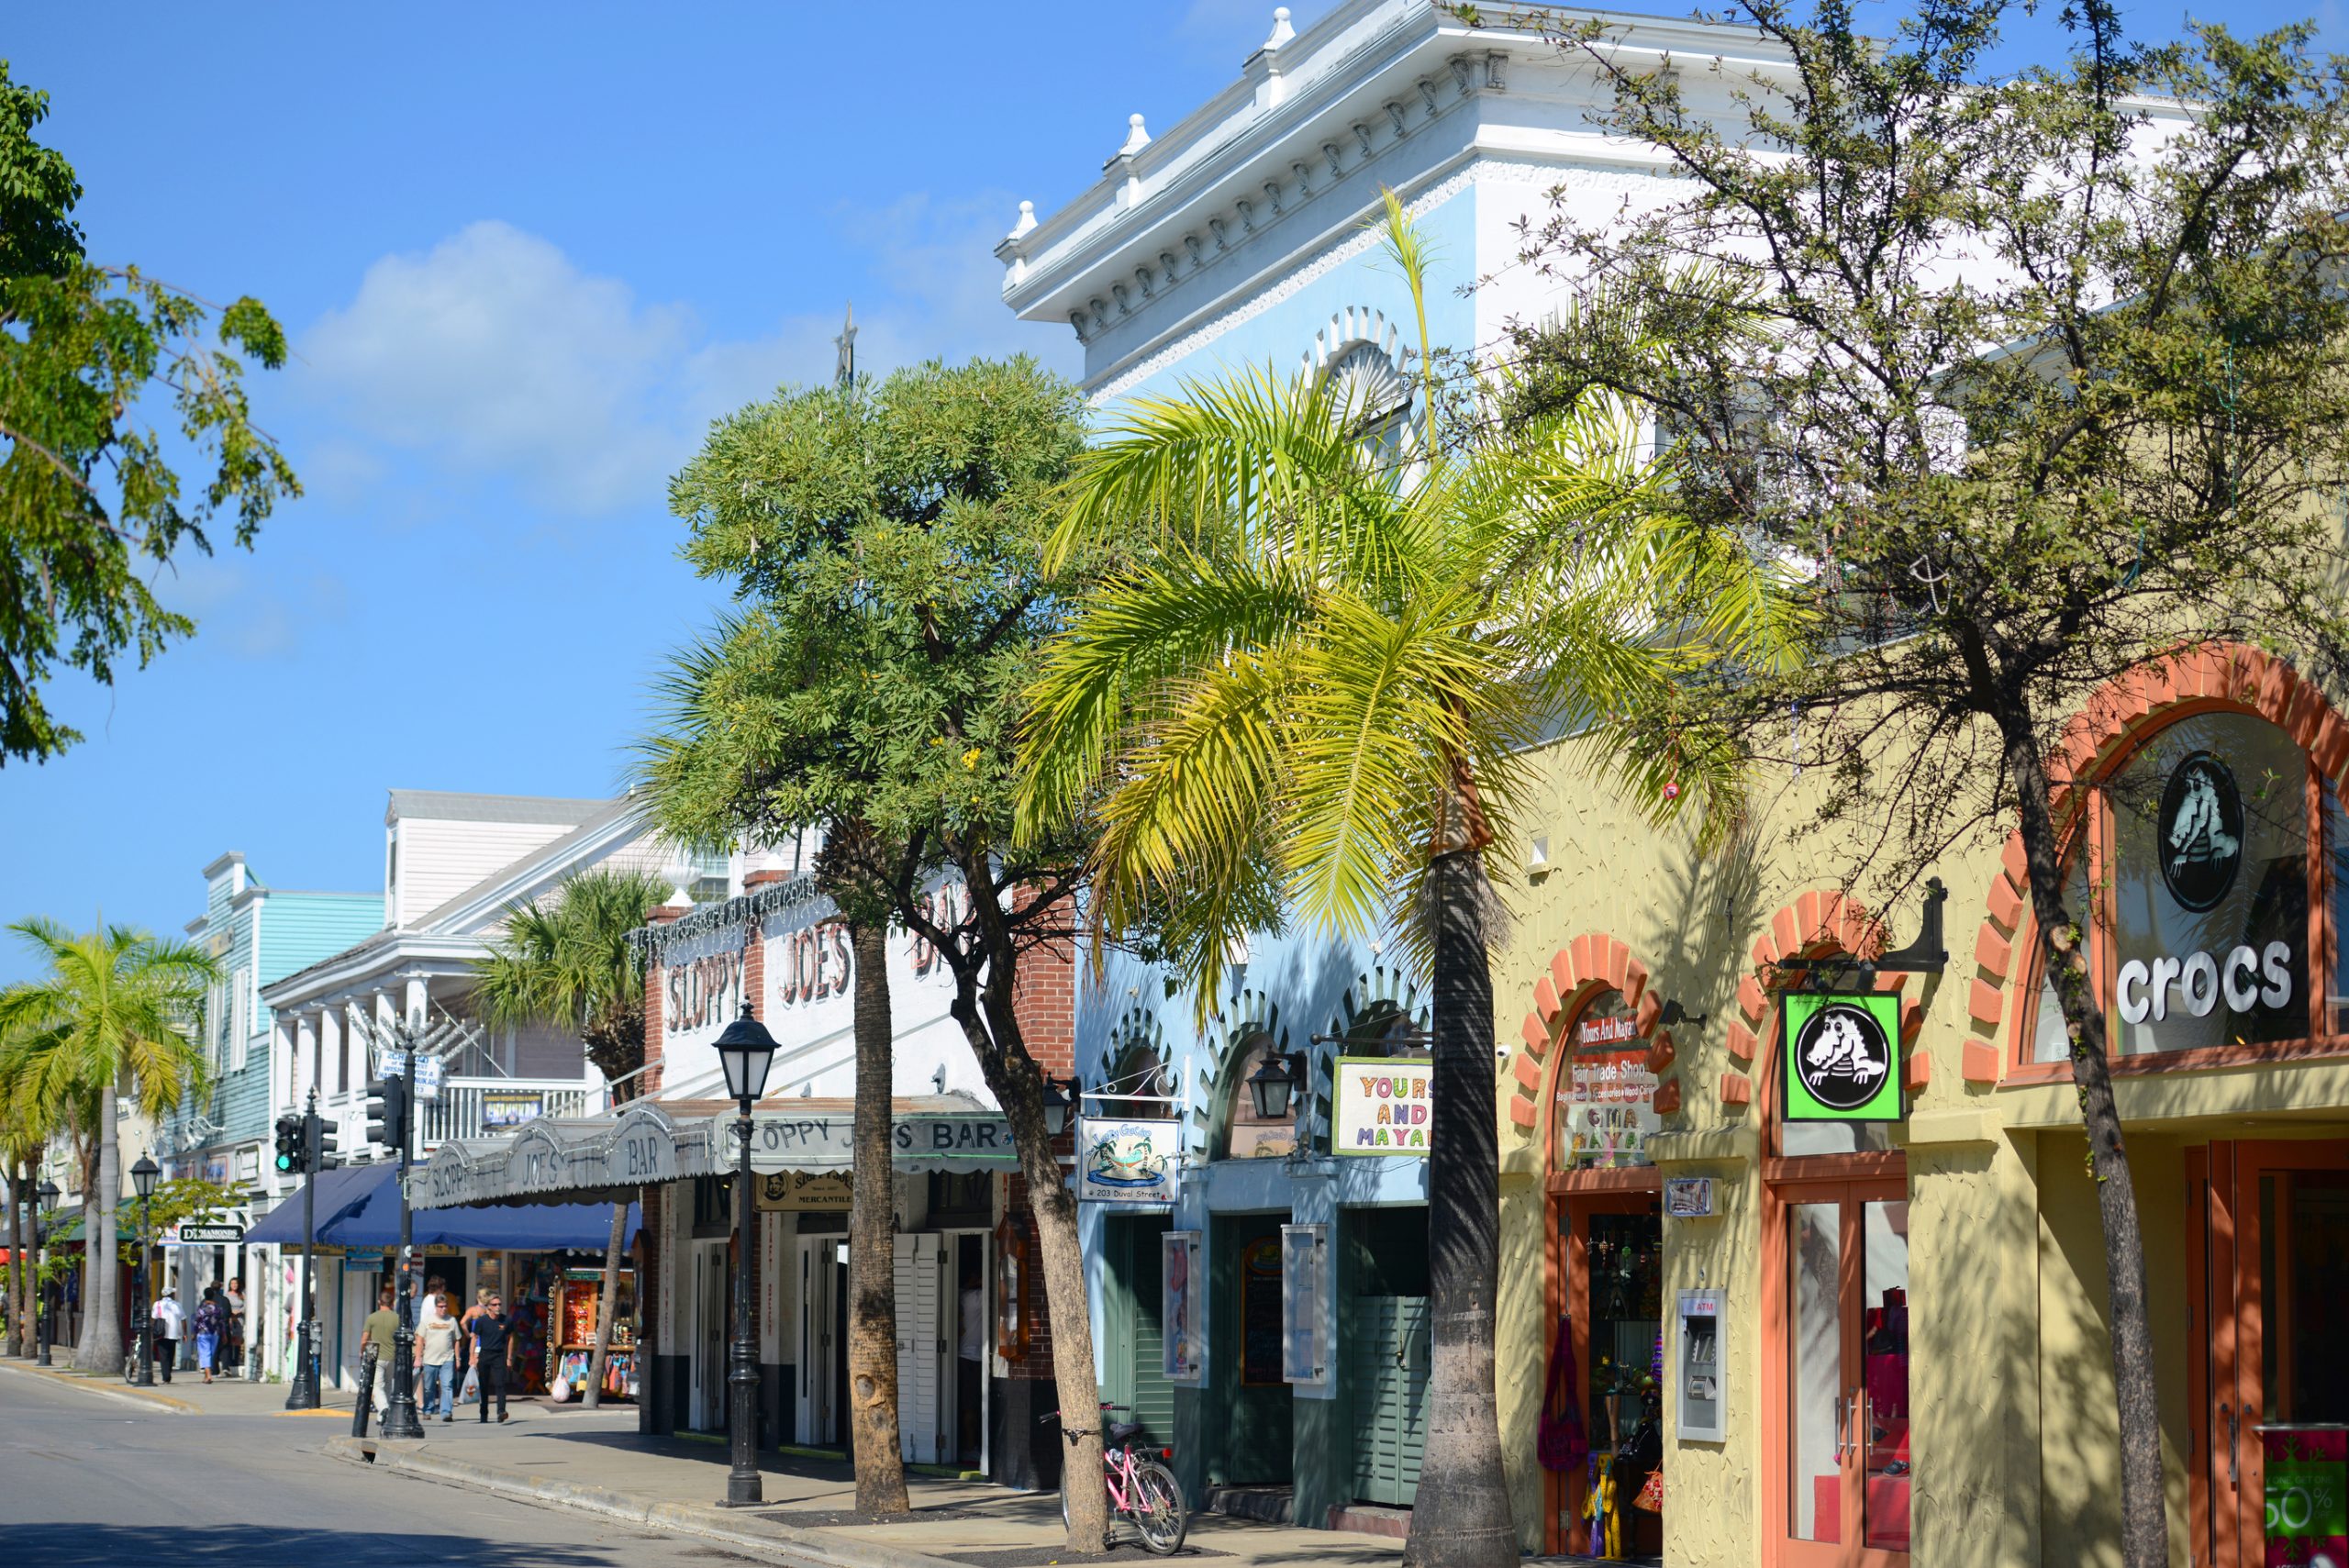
[1781,991,1904,1123]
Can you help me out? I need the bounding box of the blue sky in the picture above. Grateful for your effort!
[0,0,2336,982]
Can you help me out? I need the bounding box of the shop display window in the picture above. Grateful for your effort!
[1583,1212,1664,1559]
[1554,990,1659,1170]
[2022,709,2330,1067]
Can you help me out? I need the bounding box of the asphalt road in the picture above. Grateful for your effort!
[0,1369,761,1566]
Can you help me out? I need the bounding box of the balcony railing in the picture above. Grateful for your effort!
[416,1077,608,1152]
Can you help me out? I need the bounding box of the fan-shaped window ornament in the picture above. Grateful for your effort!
[1341,998,1428,1057]
[1100,1040,1174,1121]
[1321,341,1415,457]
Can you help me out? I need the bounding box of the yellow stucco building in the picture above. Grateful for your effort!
[1491,640,2349,1568]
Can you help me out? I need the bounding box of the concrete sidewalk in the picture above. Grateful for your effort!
[0,1354,199,1414]
[324,1408,1406,1568]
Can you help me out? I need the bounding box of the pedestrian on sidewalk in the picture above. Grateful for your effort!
[192,1287,227,1384]
[458,1286,492,1407]
[150,1288,184,1383]
[419,1290,458,1421]
[361,1284,399,1418]
[224,1280,247,1374]
[472,1291,514,1424]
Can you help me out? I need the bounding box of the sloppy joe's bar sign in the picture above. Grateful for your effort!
[665,946,746,1036]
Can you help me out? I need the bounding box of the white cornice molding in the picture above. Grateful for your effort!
[1001,1,1787,339]
[1084,153,1659,402]
[260,932,486,1012]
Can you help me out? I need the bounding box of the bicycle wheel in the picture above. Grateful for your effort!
[1128,1456,1189,1556]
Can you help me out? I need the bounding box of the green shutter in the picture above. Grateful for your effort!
[1347,1296,1431,1506]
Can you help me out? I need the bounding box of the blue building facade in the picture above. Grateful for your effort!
[1074,924,1434,1529]
[169,852,382,1200]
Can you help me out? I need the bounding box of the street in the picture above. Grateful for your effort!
[0,1371,762,1566]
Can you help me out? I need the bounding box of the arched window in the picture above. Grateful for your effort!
[1218,1031,1297,1160]
[1549,988,1657,1172]
[1321,341,1414,462]
[2022,707,2333,1064]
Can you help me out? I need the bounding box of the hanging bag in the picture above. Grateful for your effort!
[1537,1315,1588,1471]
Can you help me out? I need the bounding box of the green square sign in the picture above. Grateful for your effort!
[1781,992,1904,1123]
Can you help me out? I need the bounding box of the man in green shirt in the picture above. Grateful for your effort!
[361,1284,398,1418]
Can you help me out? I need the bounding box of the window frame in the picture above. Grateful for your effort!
[2008,700,2343,1083]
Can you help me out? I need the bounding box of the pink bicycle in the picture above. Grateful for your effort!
[1046,1402,1189,1554]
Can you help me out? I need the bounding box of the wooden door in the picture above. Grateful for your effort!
[893,1232,944,1462]
[1776,1179,1910,1568]
[1349,1295,1431,1506]
[2196,1140,2349,1568]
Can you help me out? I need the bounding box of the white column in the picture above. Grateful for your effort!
[402,975,429,1030]
[319,1010,343,1102]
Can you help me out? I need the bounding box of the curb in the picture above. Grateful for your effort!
[324,1435,974,1568]
[0,1357,196,1414]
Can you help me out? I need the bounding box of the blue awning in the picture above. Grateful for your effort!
[245,1165,384,1247]
[250,1163,637,1252]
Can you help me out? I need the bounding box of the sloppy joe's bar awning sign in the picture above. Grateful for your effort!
[1333,1057,1432,1155]
[736,1108,1019,1174]
[1781,992,1903,1123]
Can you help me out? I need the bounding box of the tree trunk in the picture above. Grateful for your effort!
[83,1086,123,1374]
[848,920,910,1514]
[583,1199,628,1410]
[995,1058,1110,1552]
[6,1155,25,1356]
[1405,846,1519,1568]
[2001,717,2167,1568]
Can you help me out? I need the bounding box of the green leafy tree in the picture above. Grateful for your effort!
[1504,5,2349,1562]
[639,355,1110,1539]
[474,863,668,1410]
[1019,195,1797,1568]
[0,918,215,1373]
[0,60,300,765]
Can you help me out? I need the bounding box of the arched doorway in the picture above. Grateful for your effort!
[1534,940,1669,1558]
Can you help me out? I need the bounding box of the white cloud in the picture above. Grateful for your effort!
[154,558,346,662]
[299,204,1077,518]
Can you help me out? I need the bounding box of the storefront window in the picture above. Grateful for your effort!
[1554,990,1658,1170]
[2108,712,2308,1054]
[2024,709,2327,1063]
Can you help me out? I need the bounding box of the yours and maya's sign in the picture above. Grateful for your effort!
[1333,1058,1432,1154]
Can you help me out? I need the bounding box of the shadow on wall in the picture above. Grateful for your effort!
[2034,1129,2194,1568]
[1642,828,1769,1033]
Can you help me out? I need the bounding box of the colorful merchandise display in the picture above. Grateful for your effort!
[547,1263,637,1402]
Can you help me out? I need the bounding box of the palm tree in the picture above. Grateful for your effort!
[473,863,667,1409]
[0,919,215,1374]
[1019,195,1799,1568]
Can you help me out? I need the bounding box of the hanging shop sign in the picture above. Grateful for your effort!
[754,1170,852,1211]
[1781,992,1902,1122]
[1076,1117,1180,1204]
[1331,1057,1432,1155]
[1279,1222,1329,1385]
[1162,1229,1203,1383]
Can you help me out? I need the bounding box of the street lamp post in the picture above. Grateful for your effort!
[129,1155,159,1385]
[713,1005,778,1509]
[35,1179,58,1367]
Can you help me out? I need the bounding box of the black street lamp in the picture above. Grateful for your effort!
[714,1005,777,1508]
[1040,1073,1081,1137]
[129,1154,159,1386]
[1247,1051,1307,1122]
[34,1179,59,1367]
[381,1039,424,1440]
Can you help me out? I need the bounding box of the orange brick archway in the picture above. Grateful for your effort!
[1506,933,1681,1139]
[1730,889,1931,1106]
[1961,640,2349,1084]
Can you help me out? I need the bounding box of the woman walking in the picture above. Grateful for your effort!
[191,1287,226,1384]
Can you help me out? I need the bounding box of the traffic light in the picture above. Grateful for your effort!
[363,1075,409,1154]
[273,1115,303,1173]
[311,1114,340,1171]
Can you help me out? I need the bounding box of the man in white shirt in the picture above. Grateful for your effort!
[150,1288,185,1383]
